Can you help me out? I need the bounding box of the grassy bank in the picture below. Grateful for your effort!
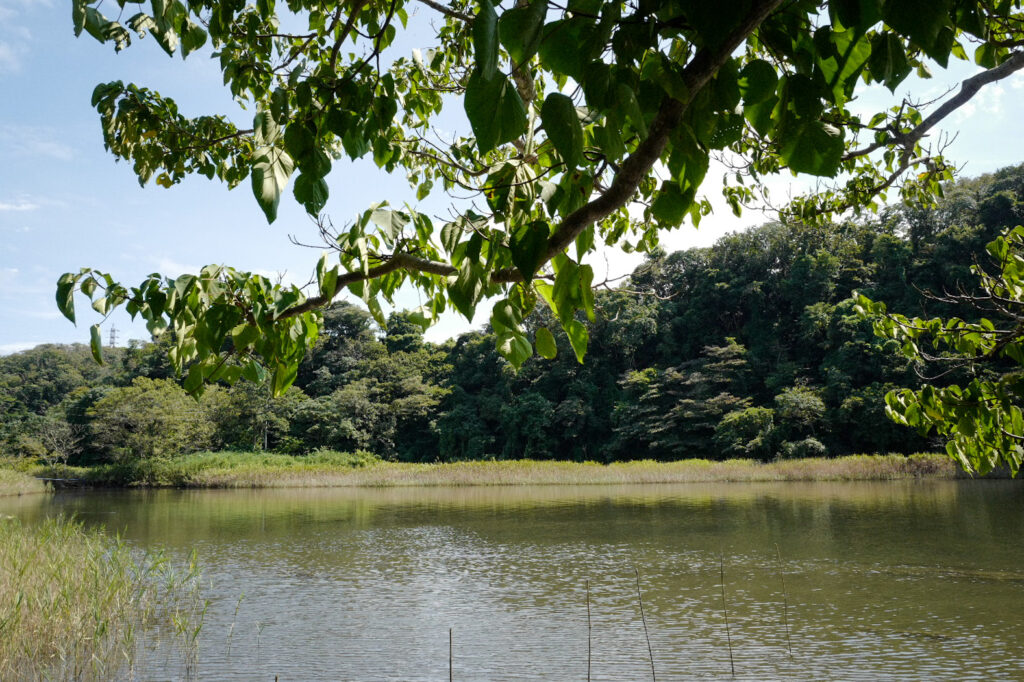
[23,451,980,489]
[0,467,48,497]
[0,516,204,681]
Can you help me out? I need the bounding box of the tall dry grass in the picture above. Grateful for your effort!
[0,516,205,681]
[27,451,977,489]
[0,468,47,497]
[161,452,965,488]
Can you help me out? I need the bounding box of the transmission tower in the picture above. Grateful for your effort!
[108,324,119,348]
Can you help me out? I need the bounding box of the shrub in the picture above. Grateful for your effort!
[713,407,776,461]
[88,378,213,461]
[779,437,828,460]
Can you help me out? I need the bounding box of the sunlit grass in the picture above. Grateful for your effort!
[29,451,967,488]
[0,516,205,681]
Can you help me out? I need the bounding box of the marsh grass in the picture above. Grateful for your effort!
[0,467,48,497]
[27,452,974,489]
[0,516,205,681]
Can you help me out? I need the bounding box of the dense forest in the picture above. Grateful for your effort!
[4,165,1023,466]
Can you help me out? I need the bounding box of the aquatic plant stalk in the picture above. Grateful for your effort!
[720,555,735,677]
[634,566,656,682]
[776,544,793,658]
[586,579,592,682]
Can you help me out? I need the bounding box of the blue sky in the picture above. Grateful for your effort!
[2,0,1024,354]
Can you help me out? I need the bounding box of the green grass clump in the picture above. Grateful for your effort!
[0,516,204,681]
[40,449,382,487]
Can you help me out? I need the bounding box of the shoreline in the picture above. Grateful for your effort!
[2,452,1012,495]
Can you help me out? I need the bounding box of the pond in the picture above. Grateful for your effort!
[3,480,1022,680]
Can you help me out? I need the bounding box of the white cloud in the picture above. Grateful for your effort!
[0,41,22,74]
[0,200,37,211]
[0,126,74,161]
[155,257,202,277]
[0,342,37,355]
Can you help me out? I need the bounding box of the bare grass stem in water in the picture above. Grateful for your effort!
[634,566,656,682]
[720,555,735,677]
[776,543,793,658]
[586,579,592,682]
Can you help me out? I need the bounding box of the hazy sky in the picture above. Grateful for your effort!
[2,0,1024,354]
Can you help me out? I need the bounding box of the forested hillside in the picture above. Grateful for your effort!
[5,166,1023,465]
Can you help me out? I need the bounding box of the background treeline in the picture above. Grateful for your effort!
[4,165,1023,466]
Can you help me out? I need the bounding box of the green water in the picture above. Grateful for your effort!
[2,480,1022,680]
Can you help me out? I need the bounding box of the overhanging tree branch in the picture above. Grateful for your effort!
[844,51,1024,161]
[282,0,788,317]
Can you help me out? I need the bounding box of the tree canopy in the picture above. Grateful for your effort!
[8,164,1024,466]
[59,0,1024,396]
[859,224,1024,475]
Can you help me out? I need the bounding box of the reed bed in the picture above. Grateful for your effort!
[0,467,48,497]
[29,452,969,489]
[194,453,964,488]
[0,516,205,681]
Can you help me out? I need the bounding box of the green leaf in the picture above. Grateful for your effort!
[779,120,844,176]
[251,147,295,223]
[180,17,206,58]
[536,326,557,359]
[651,182,690,226]
[316,253,339,299]
[497,331,533,368]
[271,361,298,396]
[465,71,528,154]
[293,172,329,214]
[242,360,268,384]
[541,93,584,169]
[448,260,484,320]
[616,83,647,138]
[510,220,549,281]
[472,0,499,79]
[869,33,912,91]
[738,59,778,104]
[183,363,205,395]
[89,324,104,364]
[56,274,77,324]
[882,0,949,54]
[370,206,409,242]
[565,319,588,363]
[440,222,462,255]
[82,7,108,43]
[538,19,593,80]
[831,0,882,31]
[497,0,547,65]
[231,323,260,350]
[73,0,88,37]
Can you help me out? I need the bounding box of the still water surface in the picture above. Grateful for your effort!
[3,481,1023,680]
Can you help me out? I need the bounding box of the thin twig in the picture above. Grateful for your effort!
[720,555,735,677]
[634,566,656,682]
[449,627,453,682]
[775,544,793,658]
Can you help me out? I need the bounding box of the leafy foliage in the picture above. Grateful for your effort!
[60,0,1024,393]
[859,224,1024,475]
